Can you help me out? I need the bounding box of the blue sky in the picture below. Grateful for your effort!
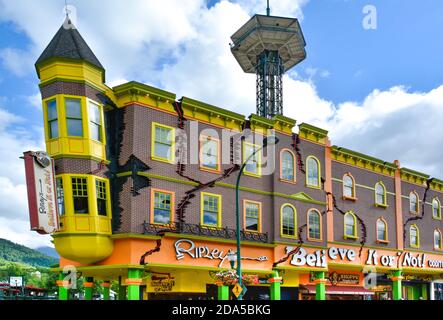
[0,0,442,248]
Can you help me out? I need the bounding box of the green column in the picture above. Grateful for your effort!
[315,271,326,301]
[217,284,229,300]
[103,281,110,300]
[126,269,142,300]
[84,277,94,300]
[270,271,282,300]
[392,270,403,300]
[57,273,69,301]
[118,284,127,301]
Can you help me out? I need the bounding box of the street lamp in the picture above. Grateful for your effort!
[235,135,279,300]
[226,250,237,269]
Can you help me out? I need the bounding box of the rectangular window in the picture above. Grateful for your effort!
[152,190,173,224]
[72,177,88,214]
[96,179,108,216]
[201,193,221,227]
[200,136,220,172]
[56,177,64,216]
[244,142,261,177]
[65,98,83,137]
[152,123,174,162]
[89,101,102,142]
[245,201,261,232]
[47,99,59,139]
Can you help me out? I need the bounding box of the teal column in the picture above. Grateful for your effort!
[84,277,94,300]
[126,269,142,300]
[217,284,229,300]
[314,271,326,300]
[392,270,403,300]
[270,271,282,300]
[103,281,110,300]
[57,273,69,300]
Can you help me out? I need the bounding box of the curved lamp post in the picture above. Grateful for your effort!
[235,135,279,300]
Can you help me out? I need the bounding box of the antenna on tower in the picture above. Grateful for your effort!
[266,0,270,16]
[64,0,70,19]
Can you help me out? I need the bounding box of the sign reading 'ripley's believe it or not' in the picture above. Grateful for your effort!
[22,151,59,234]
[287,246,443,269]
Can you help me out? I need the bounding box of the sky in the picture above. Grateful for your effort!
[0,0,442,248]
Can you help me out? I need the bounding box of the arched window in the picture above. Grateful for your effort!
[344,212,357,239]
[375,182,386,206]
[306,156,320,188]
[281,204,297,238]
[376,218,388,242]
[433,198,441,219]
[409,191,419,214]
[434,229,442,250]
[280,149,296,182]
[343,174,355,199]
[308,209,321,240]
[410,224,420,248]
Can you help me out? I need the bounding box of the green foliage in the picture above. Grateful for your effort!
[0,238,57,268]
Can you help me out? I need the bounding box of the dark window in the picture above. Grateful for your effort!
[72,177,88,214]
[96,180,107,216]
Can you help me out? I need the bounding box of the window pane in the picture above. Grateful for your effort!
[49,120,59,139]
[202,194,220,226]
[433,200,440,218]
[410,227,417,245]
[96,180,107,216]
[345,214,355,236]
[434,231,441,248]
[65,99,82,118]
[377,220,386,240]
[67,119,83,137]
[343,176,353,197]
[56,178,64,216]
[72,178,88,214]
[307,157,319,186]
[89,102,101,124]
[245,144,259,175]
[154,142,171,159]
[202,139,218,169]
[376,184,385,204]
[90,122,101,141]
[282,151,294,180]
[203,211,218,226]
[410,194,418,212]
[309,211,320,239]
[47,100,57,120]
[245,202,259,231]
[153,192,171,224]
[282,205,295,236]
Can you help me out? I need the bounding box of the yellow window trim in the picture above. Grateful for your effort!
[306,155,321,188]
[307,208,322,241]
[200,192,222,228]
[344,211,358,239]
[243,199,262,232]
[374,181,387,207]
[432,198,442,220]
[199,135,221,173]
[280,148,296,183]
[243,141,262,178]
[280,203,297,239]
[409,224,420,248]
[55,174,111,218]
[150,188,175,225]
[151,122,176,164]
[342,173,356,199]
[376,217,388,242]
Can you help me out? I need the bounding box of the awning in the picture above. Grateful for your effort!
[300,285,375,295]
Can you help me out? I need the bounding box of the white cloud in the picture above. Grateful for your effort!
[0,47,34,77]
[0,217,52,248]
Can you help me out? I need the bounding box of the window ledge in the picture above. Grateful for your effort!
[244,172,262,179]
[343,196,357,201]
[376,240,390,244]
[281,235,298,240]
[375,203,388,209]
[434,247,443,251]
[432,216,442,221]
[307,237,323,242]
[280,178,297,185]
[199,166,221,174]
[409,211,420,215]
[343,235,358,240]
[306,184,322,190]
[151,156,175,164]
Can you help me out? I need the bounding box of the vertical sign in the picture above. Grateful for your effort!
[23,151,59,234]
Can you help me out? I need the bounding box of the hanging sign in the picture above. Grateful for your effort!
[22,151,59,234]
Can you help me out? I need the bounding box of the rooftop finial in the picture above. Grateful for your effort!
[64,0,70,19]
[266,0,270,16]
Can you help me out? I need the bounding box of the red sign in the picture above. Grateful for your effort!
[23,151,59,234]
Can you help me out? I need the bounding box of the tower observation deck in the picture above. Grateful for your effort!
[230,11,306,119]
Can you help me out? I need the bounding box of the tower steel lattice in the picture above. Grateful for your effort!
[230,12,306,119]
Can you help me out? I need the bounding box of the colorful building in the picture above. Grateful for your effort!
[31,16,443,300]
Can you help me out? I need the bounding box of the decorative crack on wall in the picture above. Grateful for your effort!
[140,231,166,265]
[402,178,434,243]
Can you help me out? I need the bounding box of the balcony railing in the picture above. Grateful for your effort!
[142,221,268,243]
